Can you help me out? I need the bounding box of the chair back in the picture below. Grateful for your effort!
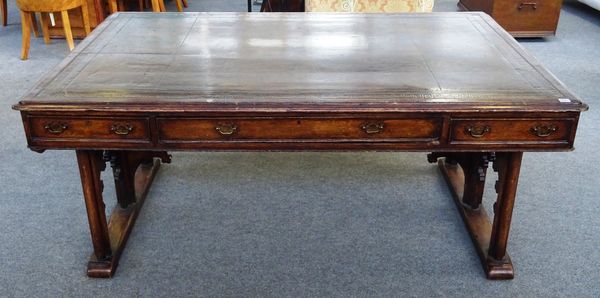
[305,0,434,12]
[16,0,83,13]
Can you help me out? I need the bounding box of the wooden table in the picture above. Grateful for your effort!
[13,12,587,279]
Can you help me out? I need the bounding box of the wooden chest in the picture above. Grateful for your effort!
[458,0,563,37]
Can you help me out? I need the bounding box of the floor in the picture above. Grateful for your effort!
[1,0,599,297]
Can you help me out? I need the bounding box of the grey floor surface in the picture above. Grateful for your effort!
[1,0,599,297]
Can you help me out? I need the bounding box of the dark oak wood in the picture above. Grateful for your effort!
[1,0,7,26]
[261,0,305,12]
[458,0,563,37]
[78,150,171,278]
[432,153,520,279]
[12,13,587,279]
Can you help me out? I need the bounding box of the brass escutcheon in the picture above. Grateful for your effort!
[466,125,491,138]
[361,122,385,134]
[44,122,68,134]
[530,124,557,137]
[110,123,133,135]
[215,123,238,135]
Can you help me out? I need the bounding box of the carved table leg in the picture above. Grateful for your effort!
[428,152,523,279]
[76,150,171,278]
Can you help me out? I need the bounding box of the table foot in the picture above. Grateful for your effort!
[77,150,170,278]
[436,156,518,280]
[88,159,161,278]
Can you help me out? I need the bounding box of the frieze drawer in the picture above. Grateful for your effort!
[28,116,151,142]
[450,118,573,144]
[157,118,442,143]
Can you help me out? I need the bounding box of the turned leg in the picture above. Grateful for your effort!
[151,0,161,12]
[19,10,31,60]
[175,0,184,12]
[93,0,105,23]
[30,13,40,38]
[61,10,75,51]
[76,150,171,277]
[108,0,119,13]
[429,151,523,279]
[81,2,91,35]
[182,0,188,8]
[39,13,51,44]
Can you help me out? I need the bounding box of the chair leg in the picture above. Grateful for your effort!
[181,0,188,8]
[118,0,125,11]
[138,0,145,11]
[30,13,40,38]
[150,0,161,12]
[81,2,91,35]
[39,13,51,44]
[1,0,7,27]
[20,11,32,60]
[108,0,118,13]
[175,0,183,12]
[61,10,75,51]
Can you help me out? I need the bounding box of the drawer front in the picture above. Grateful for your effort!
[493,0,562,33]
[158,118,441,142]
[29,116,151,142]
[450,118,573,144]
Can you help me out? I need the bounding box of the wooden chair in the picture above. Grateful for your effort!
[1,0,7,26]
[305,0,434,12]
[109,0,186,13]
[16,0,91,60]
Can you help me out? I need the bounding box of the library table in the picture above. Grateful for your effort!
[13,12,587,279]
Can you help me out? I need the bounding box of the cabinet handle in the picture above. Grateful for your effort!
[361,122,385,134]
[530,125,557,137]
[110,123,133,135]
[215,123,238,135]
[44,122,68,134]
[465,125,490,138]
[518,2,537,10]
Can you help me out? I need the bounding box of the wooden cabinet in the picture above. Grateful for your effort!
[458,0,563,37]
[260,0,305,11]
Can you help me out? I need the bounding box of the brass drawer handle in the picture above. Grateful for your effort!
[215,123,237,135]
[110,123,133,135]
[465,125,490,138]
[530,124,557,137]
[44,122,68,134]
[361,122,385,134]
[518,2,537,10]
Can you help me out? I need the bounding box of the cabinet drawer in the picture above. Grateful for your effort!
[158,118,441,143]
[29,116,151,142]
[450,118,573,144]
[493,0,562,33]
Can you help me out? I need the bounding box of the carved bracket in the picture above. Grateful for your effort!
[428,152,495,209]
[103,151,171,208]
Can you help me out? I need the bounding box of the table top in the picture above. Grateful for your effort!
[15,12,587,113]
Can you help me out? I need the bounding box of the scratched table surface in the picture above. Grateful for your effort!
[17,12,586,112]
